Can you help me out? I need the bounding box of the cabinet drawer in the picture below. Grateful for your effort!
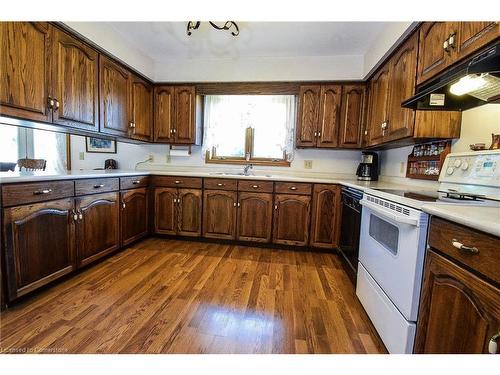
[275,182,312,195]
[428,217,500,284]
[238,180,274,193]
[120,175,150,190]
[2,180,74,207]
[75,178,119,196]
[204,178,238,191]
[151,176,202,189]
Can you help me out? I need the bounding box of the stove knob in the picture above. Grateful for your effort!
[461,161,469,171]
[454,159,462,168]
[447,167,455,175]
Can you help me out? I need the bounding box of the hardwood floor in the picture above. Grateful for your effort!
[0,238,386,354]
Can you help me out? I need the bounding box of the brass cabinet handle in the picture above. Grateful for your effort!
[54,99,60,110]
[489,332,500,354]
[72,209,78,222]
[48,97,55,109]
[274,204,278,210]
[317,131,321,137]
[122,202,126,209]
[314,131,318,137]
[132,180,141,184]
[252,185,259,189]
[217,183,224,187]
[448,33,456,49]
[78,211,83,221]
[93,184,105,189]
[173,129,176,133]
[33,189,52,195]
[174,180,181,184]
[451,239,479,254]
[289,186,297,191]
[237,202,240,207]
[443,39,450,53]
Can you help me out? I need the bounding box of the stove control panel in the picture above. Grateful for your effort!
[440,150,500,187]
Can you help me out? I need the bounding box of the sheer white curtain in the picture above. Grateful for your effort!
[202,95,296,161]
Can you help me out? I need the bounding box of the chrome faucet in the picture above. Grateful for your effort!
[243,164,253,176]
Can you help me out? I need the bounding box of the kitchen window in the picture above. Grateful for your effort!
[203,95,296,166]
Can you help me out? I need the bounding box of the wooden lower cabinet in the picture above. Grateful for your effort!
[203,190,237,240]
[273,194,311,246]
[177,189,202,237]
[76,192,120,267]
[154,187,177,235]
[310,185,340,248]
[3,198,76,299]
[415,250,500,353]
[237,192,273,242]
[121,188,149,246]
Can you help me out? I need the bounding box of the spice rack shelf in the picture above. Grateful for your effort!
[406,141,451,181]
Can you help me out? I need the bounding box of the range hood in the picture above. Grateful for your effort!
[403,42,500,111]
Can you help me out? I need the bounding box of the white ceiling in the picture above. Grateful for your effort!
[103,22,387,60]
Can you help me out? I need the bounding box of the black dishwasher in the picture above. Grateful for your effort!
[338,187,363,276]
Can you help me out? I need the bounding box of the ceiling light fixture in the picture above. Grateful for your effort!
[186,21,240,37]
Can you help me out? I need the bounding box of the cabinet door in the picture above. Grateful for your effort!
[203,190,237,240]
[154,86,174,143]
[273,194,311,246]
[296,85,321,147]
[338,85,366,148]
[99,55,131,136]
[130,75,153,141]
[121,188,149,246]
[310,185,340,249]
[173,86,196,144]
[415,251,500,354]
[0,22,52,122]
[368,65,390,146]
[237,192,273,243]
[386,33,418,142]
[177,188,202,237]
[456,22,500,60]
[51,27,99,131]
[76,192,120,267]
[154,187,177,235]
[317,85,342,148]
[417,22,457,85]
[3,198,75,299]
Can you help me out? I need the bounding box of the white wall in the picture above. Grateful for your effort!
[379,104,500,183]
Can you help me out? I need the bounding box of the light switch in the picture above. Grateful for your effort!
[304,160,313,169]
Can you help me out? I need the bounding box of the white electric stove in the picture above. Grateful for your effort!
[356,150,500,354]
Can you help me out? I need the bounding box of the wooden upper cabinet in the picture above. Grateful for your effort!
[154,86,174,143]
[455,22,500,60]
[237,192,273,243]
[415,250,500,353]
[368,65,390,146]
[0,22,52,122]
[203,190,237,240]
[99,55,131,136]
[154,187,177,235]
[174,86,196,144]
[130,74,153,141]
[296,85,321,147]
[51,27,99,131]
[386,33,418,141]
[338,85,366,148]
[3,198,76,300]
[75,192,120,267]
[317,85,342,148]
[177,188,202,237]
[273,194,311,246]
[121,188,149,246]
[310,185,340,249]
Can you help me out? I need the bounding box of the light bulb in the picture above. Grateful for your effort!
[449,74,488,96]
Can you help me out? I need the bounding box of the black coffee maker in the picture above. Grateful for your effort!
[356,152,379,181]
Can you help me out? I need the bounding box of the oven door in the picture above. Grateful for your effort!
[358,197,428,322]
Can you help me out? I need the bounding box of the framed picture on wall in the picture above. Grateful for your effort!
[85,137,117,153]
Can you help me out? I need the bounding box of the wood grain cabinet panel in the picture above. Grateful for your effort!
[203,190,237,240]
[368,65,390,146]
[173,86,196,144]
[414,250,500,353]
[338,85,366,148]
[51,27,99,131]
[455,22,499,60]
[0,22,52,122]
[121,188,149,246]
[3,198,76,300]
[154,86,174,143]
[296,85,321,147]
[75,192,120,267]
[177,189,202,237]
[154,187,177,235]
[237,192,273,243]
[386,33,418,142]
[273,194,311,246]
[310,184,340,248]
[99,55,130,137]
[317,85,342,148]
[130,74,153,141]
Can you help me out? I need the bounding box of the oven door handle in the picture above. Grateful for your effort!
[360,200,419,227]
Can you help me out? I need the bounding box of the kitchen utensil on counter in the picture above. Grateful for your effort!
[490,134,500,150]
[470,143,486,151]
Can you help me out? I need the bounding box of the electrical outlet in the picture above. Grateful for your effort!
[400,161,405,174]
[304,160,313,169]
[79,152,85,160]
[148,154,154,162]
